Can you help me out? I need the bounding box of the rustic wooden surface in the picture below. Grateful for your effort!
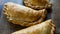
[0,0,60,34]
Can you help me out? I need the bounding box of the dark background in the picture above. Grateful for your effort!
[0,0,60,34]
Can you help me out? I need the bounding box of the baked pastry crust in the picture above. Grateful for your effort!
[23,0,52,9]
[12,19,55,34]
[3,2,47,26]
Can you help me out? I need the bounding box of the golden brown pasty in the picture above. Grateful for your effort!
[12,19,55,34]
[23,0,52,9]
[3,2,47,26]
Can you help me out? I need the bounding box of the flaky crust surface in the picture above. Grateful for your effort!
[3,2,47,26]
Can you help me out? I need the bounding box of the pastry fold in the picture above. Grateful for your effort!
[12,19,55,34]
[3,2,47,26]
